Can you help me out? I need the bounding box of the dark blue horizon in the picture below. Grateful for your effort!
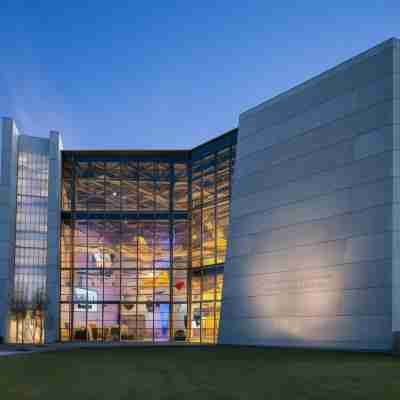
[1,2,399,149]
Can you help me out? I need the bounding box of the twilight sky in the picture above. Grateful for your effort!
[0,1,399,149]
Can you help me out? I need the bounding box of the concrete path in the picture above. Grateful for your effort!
[0,341,211,356]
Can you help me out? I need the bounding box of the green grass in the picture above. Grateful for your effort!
[0,346,399,399]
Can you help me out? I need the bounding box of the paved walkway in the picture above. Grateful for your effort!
[0,341,211,356]
[0,350,33,356]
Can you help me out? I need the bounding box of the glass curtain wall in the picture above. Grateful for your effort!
[189,145,235,343]
[9,152,49,343]
[60,158,190,342]
[60,133,236,343]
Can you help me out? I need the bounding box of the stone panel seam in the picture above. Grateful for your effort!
[230,202,395,241]
[223,284,393,300]
[235,121,398,189]
[231,175,395,224]
[237,106,397,174]
[240,73,399,144]
[226,231,392,261]
[233,148,398,202]
[225,256,392,279]
[221,316,392,323]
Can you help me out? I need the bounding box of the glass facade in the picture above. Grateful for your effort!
[189,144,234,342]
[9,151,49,343]
[60,131,236,343]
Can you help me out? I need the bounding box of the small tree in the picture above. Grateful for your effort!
[31,290,49,344]
[8,291,29,344]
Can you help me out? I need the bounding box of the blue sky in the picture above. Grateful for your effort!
[0,1,399,149]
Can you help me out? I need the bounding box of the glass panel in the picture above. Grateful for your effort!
[121,270,137,302]
[87,269,103,302]
[173,163,188,210]
[139,162,155,210]
[216,272,223,301]
[60,303,71,341]
[139,222,154,269]
[72,303,87,341]
[87,303,103,341]
[173,270,187,301]
[137,303,153,341]
[103,220,121,269]
[154,303,169,341]
[202,206,216,266]
[215,301,221,341]
[120,303,137,340]
[121,221,138,269]
[191,274,201,302]
[60,270,72,302]
[155,221,170,268]
[155,163,170,211]
[103,269,120,301]
[191,210,201,268]
[138,270,153,302]
[61,221,72,269]
[191,177,201,209]
[12,151,49,344]
[190,303,201,342]
[202,272,215,301]
[172,303,187,341]
[154,270,170,302]
[201,302,215,343]
[75,161,89,210]
[103,304,120,341]
[217,201,229,264]
[87,162,105,211]
[173,221,188,269]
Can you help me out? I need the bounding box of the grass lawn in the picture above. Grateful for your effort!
[0,346,399,399]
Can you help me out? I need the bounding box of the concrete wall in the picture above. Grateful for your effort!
[0,118,18,341]
[45,131,62,343]
[219,38,400,351]
[0,120,62,343]
[392,39,400,351]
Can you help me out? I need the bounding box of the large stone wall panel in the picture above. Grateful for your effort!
[234,125,393,199]
[222,287,391,319]
[223,259,392,299]
[220,316,392,347]
[240,43,394,139]
[225,232,392,277]
[236,104,394,181]
[238,74,395,159]
[220,40,399,351]
[229,204,393,258]
[230,178,394,238]
[231,151,393,218]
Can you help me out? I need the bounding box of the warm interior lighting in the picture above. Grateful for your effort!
[59,144,235,343]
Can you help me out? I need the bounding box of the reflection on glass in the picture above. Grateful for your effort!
[60,140,235,343]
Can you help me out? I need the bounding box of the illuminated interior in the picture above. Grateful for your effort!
[9,151,49,344]
[60,132,236,342]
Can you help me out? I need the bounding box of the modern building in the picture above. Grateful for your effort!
[1,37,400,352]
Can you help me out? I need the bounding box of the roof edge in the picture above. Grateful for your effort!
[240,37,399,120]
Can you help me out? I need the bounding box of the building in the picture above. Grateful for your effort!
[1,37,400,351]
[0,123,237,344]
